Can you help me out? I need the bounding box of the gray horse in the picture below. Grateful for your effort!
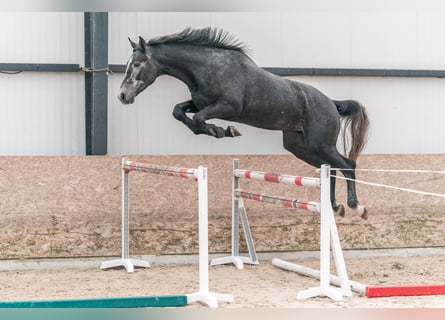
[118,27,370,219]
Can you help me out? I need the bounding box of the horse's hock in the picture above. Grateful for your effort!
[0,154,444,259]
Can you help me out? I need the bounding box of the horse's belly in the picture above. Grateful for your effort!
[235,112,302,131]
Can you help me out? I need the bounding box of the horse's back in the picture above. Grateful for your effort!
[189,48,340,132]
[239,65,340,129]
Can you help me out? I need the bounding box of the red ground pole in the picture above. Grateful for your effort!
[366,284,445,298]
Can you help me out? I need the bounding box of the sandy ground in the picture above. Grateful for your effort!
[1,253,445,308]
[1,156,445,309]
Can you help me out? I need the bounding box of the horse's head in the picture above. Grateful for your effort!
[118,36,160,105]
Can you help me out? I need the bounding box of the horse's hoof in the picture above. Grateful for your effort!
[209,127,225,138]
[208,127,217,137]
[353,204,368,220]
[334,204,345,217]
[360,207,368,220]
[227,125,241,137]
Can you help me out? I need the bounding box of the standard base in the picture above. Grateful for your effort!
[187,291,235,308]
[100,258,150,273]
[210,255,259,270]
[297,286,343,301]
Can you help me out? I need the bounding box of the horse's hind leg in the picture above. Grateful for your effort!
[321,151,368,219]
[282,131,344,217]
[283,131,367,219]
[330,169,345,217]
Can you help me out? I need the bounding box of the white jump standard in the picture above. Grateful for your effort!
[101,158,234,308]
[211,159,352,301]
[100,158,151,273]
[296,164,351,300]
[210,159,259,269]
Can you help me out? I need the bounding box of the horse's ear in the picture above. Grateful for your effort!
[138,36,147,52]
[128,37,137,49]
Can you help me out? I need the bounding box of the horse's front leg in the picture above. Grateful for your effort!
[173,100,240,137]
[192,102,242,138]
[172,100,199,124]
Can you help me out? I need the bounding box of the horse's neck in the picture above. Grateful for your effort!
[150,44,204,88]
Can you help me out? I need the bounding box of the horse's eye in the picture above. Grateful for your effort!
[133,62,141,68]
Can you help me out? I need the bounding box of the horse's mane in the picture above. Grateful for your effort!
[147,27,249,55]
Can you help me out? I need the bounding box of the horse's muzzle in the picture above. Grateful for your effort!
[118,91,135,105]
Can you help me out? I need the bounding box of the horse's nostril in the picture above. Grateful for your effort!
[119,92,125,101]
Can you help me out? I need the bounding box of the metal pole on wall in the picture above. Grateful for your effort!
[84,12,108,155]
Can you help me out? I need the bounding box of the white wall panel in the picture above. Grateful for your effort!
[350,13,418,69]
[282,13,352,68]
[415,79,445,153]
[417,12,445,69]
[0,12,85,155]
[0,12,83,64]
[0,72,85,155]
[210,12,282,67]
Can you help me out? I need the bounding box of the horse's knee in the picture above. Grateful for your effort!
[192,114,205,130]
[173,101,198,121]
[172,107,184,121]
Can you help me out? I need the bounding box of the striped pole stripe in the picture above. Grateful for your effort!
[234,189,320,213]
[234,169,320,188]
[123,160,198,180]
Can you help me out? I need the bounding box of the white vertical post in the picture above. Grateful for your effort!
[187,166,235,307]
[297,164,343,301]
[232,159,240,259]
[210,159,259,269]
[122,158,129,260]
[198,165,209,293]
[319,164,334,292]
[329,208,353,296]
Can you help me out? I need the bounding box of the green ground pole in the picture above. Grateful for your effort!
[0,295,188,308]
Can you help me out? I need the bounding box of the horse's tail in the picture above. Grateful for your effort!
[333,100,370,161]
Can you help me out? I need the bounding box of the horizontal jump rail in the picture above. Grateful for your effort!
[366,284,445,298]
[234,188,320,213]
[234,169,320,188]
[123,159,198,180]
[0,295,188,308]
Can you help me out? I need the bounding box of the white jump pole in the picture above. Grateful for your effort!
[272,258,366,294]
[184,166,235,308]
